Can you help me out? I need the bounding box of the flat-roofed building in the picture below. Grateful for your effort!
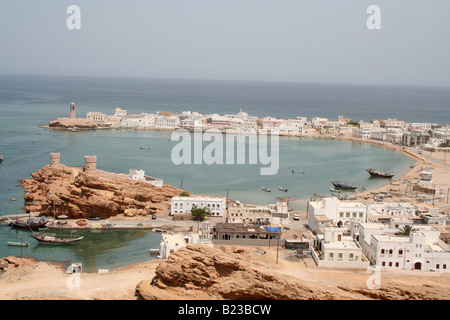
[171,196,226,217]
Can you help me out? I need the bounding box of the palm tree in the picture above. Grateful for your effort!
[397,225,415,237]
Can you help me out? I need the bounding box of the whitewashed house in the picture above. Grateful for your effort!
[128,169,163,187]
[312,227,370,269]
[171,196,226,217]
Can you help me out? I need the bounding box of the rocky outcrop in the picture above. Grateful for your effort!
[48,118,103,129]
[135,245,333,300]
[22,165,183,219]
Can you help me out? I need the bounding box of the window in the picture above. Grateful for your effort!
[436,264,440,269]
[346,212,350,218]
[329,253,334,259]
[382,262,385,266]
[398,249,403,255]
[444,265,447,269]
[338,253,343,259]
[389,249,393,255]
[349,253,354,259]
[339,212,344,218]
[389,262,392,267]
[352,212,357,218]
[381,249,385,254]
[359,212,364,218]
[396,262,399,267]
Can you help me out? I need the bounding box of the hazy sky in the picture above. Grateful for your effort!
[1,0,450,86]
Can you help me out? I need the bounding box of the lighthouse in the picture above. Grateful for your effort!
[70,102,76,119]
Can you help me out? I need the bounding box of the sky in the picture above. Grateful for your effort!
[1,0,450,87]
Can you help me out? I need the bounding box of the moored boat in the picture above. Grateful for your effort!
[31,233,84,245]
[7,241,29,247]
[330,179,358,190]
[11,218,50,230]
[366,168,394,178]
[0,155,3,163]
[291,170,304,173]
[278,186,288,192]
[261,186,271,192]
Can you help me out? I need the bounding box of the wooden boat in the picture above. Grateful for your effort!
[7,241,29,247]
[11,218,50,230]
[330,179,358,190]
[31,233,84,245]
[366,168,394,178]
[278,186,288,192]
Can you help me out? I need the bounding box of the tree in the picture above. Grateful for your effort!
[347,120,359,126]
[397,225,415,237]
[179,191,190,197]
[190,205,211,221]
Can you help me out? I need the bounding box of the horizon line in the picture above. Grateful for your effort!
[1,72,450,90]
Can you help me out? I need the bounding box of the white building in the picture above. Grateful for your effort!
[307,197,366,231]
[86,111,108,122]
[155,115,180,129]
[114,108,127,118]
[366,202,418,224]
[312,227,370,269]
[171,196,226,217]
[157,232,214,259]
[369,225,449,272]
[121,113,156,128]
[128,169,163,187]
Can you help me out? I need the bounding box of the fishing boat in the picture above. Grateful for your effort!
[291,170,304,173]
[139,146,150,150]
[261,186,271,192]
[31,232,84,245]
[10,218,50,230]
[7,241,29,247]
[278,186,288,192]
[0,155,3,163]
[366,168,394,178]
[330,179,358,190]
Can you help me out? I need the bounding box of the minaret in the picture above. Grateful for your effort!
[70,102,76,119]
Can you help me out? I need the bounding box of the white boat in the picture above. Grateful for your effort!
[278,186,288,192]
[7,241,29,247]
[291,170,304,173]
[0,155,3,163]
[261,186,271,192]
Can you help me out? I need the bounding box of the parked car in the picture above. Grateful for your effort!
[152,214,157,219]
[293,214,299,221]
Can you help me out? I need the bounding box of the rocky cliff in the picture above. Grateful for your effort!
[22,165,183,219]
[135,245,334,300]
[48,118,102,129]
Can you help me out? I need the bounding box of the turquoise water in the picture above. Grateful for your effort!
[0,228,161,272]
[0,75,424,270]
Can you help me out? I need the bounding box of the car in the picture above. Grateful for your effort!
[152,214,157,219]
[293,214,299,221]
[88,217,100,221]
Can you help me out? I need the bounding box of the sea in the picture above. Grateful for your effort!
[0,74,449,271]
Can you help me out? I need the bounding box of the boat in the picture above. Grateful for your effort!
[0,155,3,163]
[291,170,304,173]
[330,188,341,193]
[10,218,50,230]
[31,232,84,245]
[7,241,29,247]
[330,179,358,190]
[261,186,271,192]
[139,146,150,150]
[366,168,394,178]
[278,186,288,192]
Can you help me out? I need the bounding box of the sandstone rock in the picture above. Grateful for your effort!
[22,165,184,219]
[136,245,331,300]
